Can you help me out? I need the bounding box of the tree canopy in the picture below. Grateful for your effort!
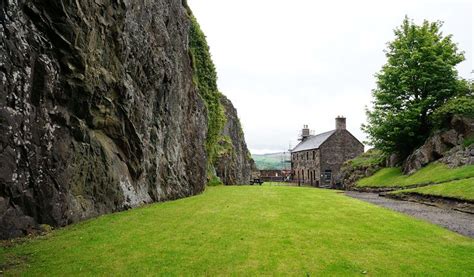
[363,17,465,157]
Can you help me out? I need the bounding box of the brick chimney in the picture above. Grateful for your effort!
[336,116,346,130]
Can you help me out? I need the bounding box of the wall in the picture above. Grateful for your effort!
[319,130,364,186]
[291,149,321,186]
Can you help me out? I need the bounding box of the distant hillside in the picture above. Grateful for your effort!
[252,152,291,170]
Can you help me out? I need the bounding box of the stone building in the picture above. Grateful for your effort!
[259,170,291,182]
[291,117,364,187]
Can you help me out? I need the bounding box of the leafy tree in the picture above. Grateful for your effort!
[363,17,465,157]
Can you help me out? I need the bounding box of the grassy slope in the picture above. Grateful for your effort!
[391,178,474,201]
[357,163,474,188]
[2,186,473,275]
[345,149,385,168]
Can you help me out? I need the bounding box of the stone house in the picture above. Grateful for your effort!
[291,117,364,187]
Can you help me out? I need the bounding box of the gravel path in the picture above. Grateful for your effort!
[345,191,474,238]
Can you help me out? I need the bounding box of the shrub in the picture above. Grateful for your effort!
[207,175,223,186]
[431,97,474,128]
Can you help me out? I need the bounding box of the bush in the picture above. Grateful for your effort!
[207,175,223,186]
[431,97,474,128]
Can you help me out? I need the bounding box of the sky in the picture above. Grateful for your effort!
[187,0,473,154]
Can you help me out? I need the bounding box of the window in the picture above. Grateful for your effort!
[306,152,309,160]
[313,151,315,160]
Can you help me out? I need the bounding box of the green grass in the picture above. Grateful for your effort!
[1,186,473,275]
[345,149,386,168]
[357,163,474,188]
[390,178,474,201]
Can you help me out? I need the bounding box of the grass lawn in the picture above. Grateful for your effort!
[390,178,474,201]
[357,163,474,188]
[1,186,473,275]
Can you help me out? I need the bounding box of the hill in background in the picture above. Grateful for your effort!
[252,152,291,170]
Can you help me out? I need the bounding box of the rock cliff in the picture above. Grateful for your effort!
[0,0,211,238]
[403,116,474,174]
[214,95,255,185]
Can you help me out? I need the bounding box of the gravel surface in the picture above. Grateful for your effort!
[345,191,474,238]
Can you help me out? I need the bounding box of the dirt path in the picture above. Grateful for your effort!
[345,191,474,238]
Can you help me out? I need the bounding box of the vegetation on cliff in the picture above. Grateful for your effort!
[188,15,226,170]
[343,149,386,169]
[363,17,466,158]
[431,97,474,128]
[2,186,473,275]
[212,94,255,185]
[339,149,387,188]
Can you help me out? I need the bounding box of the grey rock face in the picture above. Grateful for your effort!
[1,0,207,238]
[214,95,255,185]
[440,145,474,168]
[403,116,474,174]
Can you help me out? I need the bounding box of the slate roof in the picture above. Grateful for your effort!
[291,130,336,153]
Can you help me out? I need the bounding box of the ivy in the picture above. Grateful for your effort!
[188,13,227,176]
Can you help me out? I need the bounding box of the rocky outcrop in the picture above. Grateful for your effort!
[214,95,255,185]
[439,145,474,168]
[339,149,385,189]
[0,0,208,238]
[404,116,474,174]
[339,165,381,190]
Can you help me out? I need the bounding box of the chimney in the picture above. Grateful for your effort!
[336,116,346,130]
[300,125,310,141]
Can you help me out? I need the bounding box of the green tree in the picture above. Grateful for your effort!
[363,17,465,157]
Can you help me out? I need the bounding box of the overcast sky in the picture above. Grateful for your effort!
[188,0,473,154]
